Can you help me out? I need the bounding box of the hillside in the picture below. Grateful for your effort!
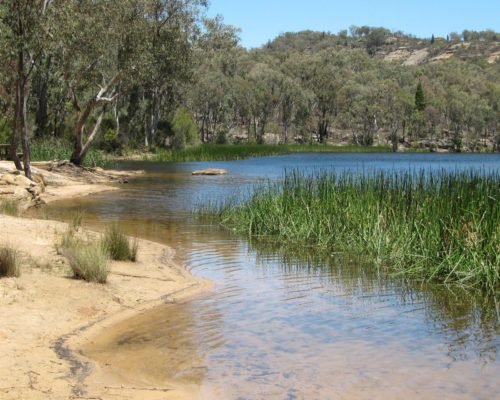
[263,28,500,66]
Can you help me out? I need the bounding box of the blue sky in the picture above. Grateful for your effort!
[206,0,500,48]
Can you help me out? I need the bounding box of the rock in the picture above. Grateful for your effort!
[14,175,33,187]
[0,187,15,195]
[32,173,46,190]
[1,174,16,185]
[192,168,228,176]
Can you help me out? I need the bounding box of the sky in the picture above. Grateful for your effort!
[206,0,500,49]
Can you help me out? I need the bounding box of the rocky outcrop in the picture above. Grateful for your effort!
[0,170,45,208]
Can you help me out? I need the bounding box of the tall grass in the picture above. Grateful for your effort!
[57,228,109,283]
[203,169,500,292]
[102,224,139,262]
[30,138,109,168]
[66,242,110,284]
[0,246,20,277]
[150,144,391,162]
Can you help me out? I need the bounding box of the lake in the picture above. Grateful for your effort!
[40,153,500,399]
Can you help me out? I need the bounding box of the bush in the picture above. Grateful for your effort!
[0,246,20,277]
[215,130,229,145]
[171,107,199,150]
[65,241,109,283]
[102,224,138,262]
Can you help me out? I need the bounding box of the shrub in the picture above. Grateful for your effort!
[102,224,138,262]
[171,107,199,150]
[0,246,20,277]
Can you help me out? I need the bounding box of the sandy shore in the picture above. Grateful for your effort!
[0,162,212,399]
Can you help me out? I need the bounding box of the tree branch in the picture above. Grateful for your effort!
[82,105,107,154]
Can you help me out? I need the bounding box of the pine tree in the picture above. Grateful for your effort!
[415,82,426,112]
[431,34,435,44]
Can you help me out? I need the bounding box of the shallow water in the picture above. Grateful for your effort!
[39,153,500,399]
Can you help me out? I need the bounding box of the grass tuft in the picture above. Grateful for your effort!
[0,246,20,277]
[65,242,109,284]
[102,224,138,262]
[57,227,110,283]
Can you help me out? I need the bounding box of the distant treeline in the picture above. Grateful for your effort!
[1,2,499,175]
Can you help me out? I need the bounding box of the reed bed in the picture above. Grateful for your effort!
[204,169,500,292]
[151,144,390,162]
[30,139,109,167]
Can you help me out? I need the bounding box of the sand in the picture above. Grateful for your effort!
[0,161,212,399]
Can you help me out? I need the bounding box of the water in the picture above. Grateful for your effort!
[39,153,500,399]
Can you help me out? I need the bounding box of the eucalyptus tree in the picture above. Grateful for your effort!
[247,62,282,143]
[189,17,240,142]
[140,0,208,148]
[1,0,55,178]
[51,0,149,165]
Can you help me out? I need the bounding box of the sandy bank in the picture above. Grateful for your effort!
[0,160,140,209]
[0,161,213,399]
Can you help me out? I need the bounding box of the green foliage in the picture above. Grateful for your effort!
[66,241,110,284]
[204,170,500,292]
[102,128,120,152]
[171,107,200,150]
[215,130,229,145]
[0,246,20,278]
[151,143,391,162]
[58,227,110,283]
[0,117,12,143]
[30,139,109,167]
[415,82,426,112]
[102,224,138,262]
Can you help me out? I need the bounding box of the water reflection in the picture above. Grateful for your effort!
[33,153,499,398]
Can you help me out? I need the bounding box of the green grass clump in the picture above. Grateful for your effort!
[57,228,109,283]
[150,143,391,162]
[204,169,500,292]
[0,246,20,277]
[102,224,138,262]
[65,241,109,284]
[0,200,19,216]
[30,138,109,168]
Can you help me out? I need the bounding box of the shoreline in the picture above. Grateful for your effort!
[0,161,213,399]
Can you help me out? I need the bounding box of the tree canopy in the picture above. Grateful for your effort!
[0,4,499,175]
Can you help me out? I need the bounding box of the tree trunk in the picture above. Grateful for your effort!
[20,77,32,180]
[34,56,51,138]
[12,49,32,179]
[70,105,107,165]
[10,80,23,171]
[283,120,289,144]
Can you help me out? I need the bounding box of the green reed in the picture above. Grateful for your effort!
[203,169,500,292]
[150,144,391,162]
[30,139,109,168]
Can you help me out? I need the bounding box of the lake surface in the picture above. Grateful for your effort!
[40,153,500,399]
